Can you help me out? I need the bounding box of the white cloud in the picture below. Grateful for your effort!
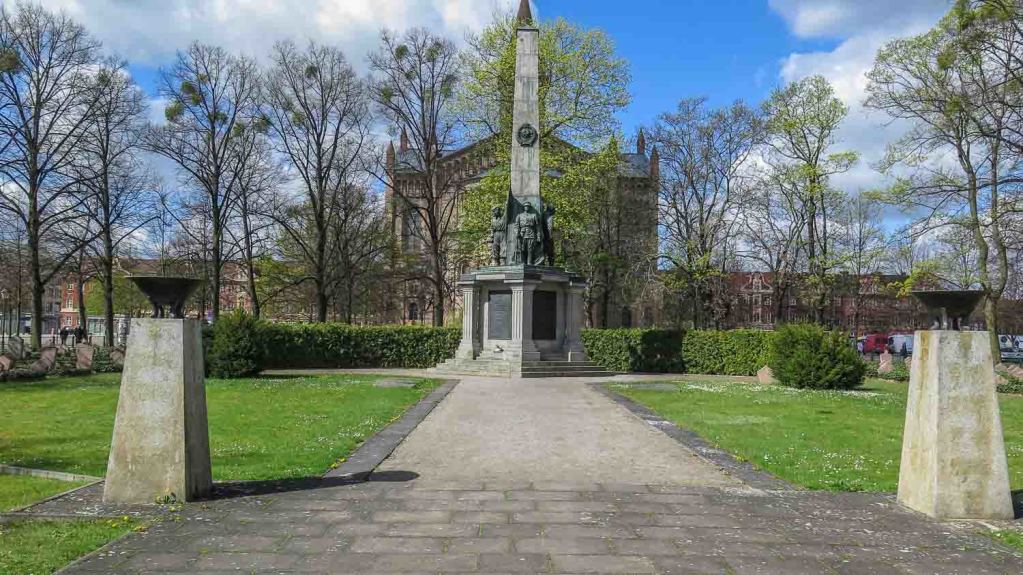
[33,0,515,67]
[771,0,951,193]
[769,0,949,39]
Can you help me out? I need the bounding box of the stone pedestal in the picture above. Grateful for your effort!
[897,330,1013,519]
[433,265,607,378]
[104,318,212,504]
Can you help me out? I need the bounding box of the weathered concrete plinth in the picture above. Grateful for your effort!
[897,330,1014,520]
[433,266,611,377]
[103,318,212,504]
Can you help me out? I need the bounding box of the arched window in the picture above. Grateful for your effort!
[408,302,419,323]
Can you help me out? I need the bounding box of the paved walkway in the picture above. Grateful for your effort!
[376,376,736,486]
[63,375,1022,574]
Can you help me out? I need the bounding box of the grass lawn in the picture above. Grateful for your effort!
[615,379,1023,492]
[0,518,138,575]
[986,529,1023,553]
[0,373,439,480]
[0,475,89,512]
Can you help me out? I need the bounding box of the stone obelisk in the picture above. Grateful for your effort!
[434,0,600,376]
[510,0,540,206]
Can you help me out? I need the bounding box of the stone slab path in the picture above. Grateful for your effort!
[61,375,1023,574]
[375,376,736,486]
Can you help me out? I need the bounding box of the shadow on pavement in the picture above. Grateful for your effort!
[208,470,420,500]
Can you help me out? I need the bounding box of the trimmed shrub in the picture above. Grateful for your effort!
[258,323,460,370]
[581,328,683,372]
[877,361,910,382]
[681,330,774,376]
[91,347,123,373]
[768,323,865,390]
[997,372,1023,394]
[207,310,264,378]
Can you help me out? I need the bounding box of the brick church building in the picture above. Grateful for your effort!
[383,129,660,328]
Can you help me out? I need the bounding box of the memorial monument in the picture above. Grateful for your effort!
[896,290,1014,519]
[103,276,212,504]
[433,0,609,378]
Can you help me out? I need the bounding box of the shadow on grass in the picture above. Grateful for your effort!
[208,470,419,500]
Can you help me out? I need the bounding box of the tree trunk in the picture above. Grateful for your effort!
[103,259,115,347]
[76,276,87,340]
[316,278,329,323]
[985,296,1000,364]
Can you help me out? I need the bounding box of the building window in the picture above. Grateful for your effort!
[65,297,73,309]
[408,302,419,323]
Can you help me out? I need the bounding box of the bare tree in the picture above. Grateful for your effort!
[225,127,276,319]
[651,98,762,328]
[369,28,461,326]
[837,192,886,335]
[263,40,372,322]
[738,175,806,326]
[76,61,152,345]
[146,42,260,321]
[0,3,106,348]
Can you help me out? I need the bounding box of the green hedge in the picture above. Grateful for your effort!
[581,328,773,375]
[680,330,774,376]
[580,328,683,373]
[258,323,460,370]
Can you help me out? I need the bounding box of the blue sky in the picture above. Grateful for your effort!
[545,0,839,133]
[39,0,952,191]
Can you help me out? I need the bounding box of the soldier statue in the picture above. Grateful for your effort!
[489,206,507,265]
[542,203,556,266]
[515,203,543,265]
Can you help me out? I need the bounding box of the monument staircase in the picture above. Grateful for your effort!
[431,354,614,378]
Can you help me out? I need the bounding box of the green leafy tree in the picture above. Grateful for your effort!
[866,1,1021,359]
[455,12,633,283]
[763,75,857,324]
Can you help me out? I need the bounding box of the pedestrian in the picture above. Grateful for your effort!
[59,326,68,347]
[856,340,864,355]
[900,342,908,360]
[74,326,85,345]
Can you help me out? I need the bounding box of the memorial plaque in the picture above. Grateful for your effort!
[488,291,512,340]
[532,290,557,340]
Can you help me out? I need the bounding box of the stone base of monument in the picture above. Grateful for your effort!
[103,318,212,504]
[896,330,1014,520]
[432,265,613,378]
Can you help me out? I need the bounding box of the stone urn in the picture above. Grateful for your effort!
[128,275,203,319]
[910,289,984,330]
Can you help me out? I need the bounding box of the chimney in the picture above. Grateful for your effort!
[399,128,409,153]
[637,129,646,156]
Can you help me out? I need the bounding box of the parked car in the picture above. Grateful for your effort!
[861,333,889,354]
[888,333,914,356]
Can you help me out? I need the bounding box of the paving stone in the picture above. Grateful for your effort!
[349,536,444,553]
[551,553,659,573]
[371,510,451,523]
[480,523,545,538]
[194,551,300,571]
[383,522,479,537]
[371,552,478,572]
[508,490,582,501]
[536,500,618,513]
[543,524,638,539]
[452,510,509,523]
[514,537,611,554]
[725,556,834,575]
[829,559,909,574]
[611,538,683,555]
[445,537,513,554]
[477,552,550,572]
[654,555,733,575]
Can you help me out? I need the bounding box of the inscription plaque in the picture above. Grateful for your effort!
[532,290,557,340]
[488,291,512,340]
